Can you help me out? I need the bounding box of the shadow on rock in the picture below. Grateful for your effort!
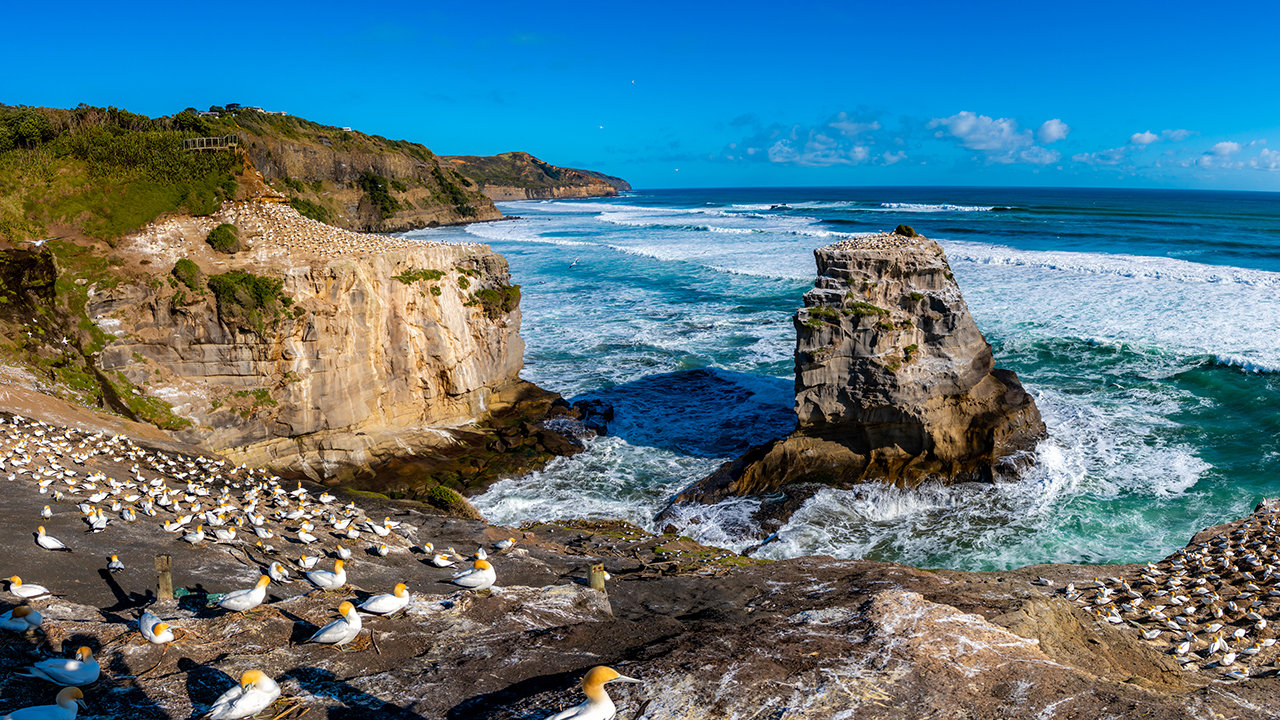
[282,666,419,720]
[445,668,581,720]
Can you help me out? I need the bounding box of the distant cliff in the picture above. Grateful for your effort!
[670,229,1045,512]
[443,151,631,201]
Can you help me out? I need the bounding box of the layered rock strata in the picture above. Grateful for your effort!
[90,203,529,480]
[443,151,631,201]
[674,230,1045,507]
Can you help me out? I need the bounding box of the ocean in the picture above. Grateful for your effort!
[402,187,1280,572]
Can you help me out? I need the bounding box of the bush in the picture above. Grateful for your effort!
[424,485,468,513]
[894,224,916,237]
[290,197,331,224]
[172,258,202,291]
[206,223,239,253]
[207,269,289,333]
[847,301,889,317]
[357,170,401,219]
[474,284,520,319]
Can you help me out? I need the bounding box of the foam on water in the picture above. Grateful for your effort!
[449,189,1280,570]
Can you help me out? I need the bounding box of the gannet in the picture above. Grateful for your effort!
[8,577,52,599]
[336,544,352,560]
[214,527,237,543]
[298,555,319,569]
[450,559,495,590]
[430,551,458,568]
[35,526,71,552]
[206,669,281,720]
[40,505,52,519]
[182,525,206,544]
[306,601,362,646]
[0,686,86,720]
[358,583,410,615]
[140,610,175,646]
[473,547,488,560]
[17,646,100,685]
[495,538,517,551]
[107,555,124,573]
[218,575,271,613]
[0,605,42,634]
[374,543,389,557]
[267,562,292,584]
[306,559,346,590]
[543,666,642,720]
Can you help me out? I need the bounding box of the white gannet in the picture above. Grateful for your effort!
[140,610,175,646]
[267,562,292,584]
[336,544,353,560]
[40,505,52,519]
[542,666,642,720]
[306,601,362,646]
[218,576,271,613]
[107,555,124,573]
[181,525,206,545]
[17,646,100,685]
[206,669,281,720]
[430,551,457,568]
[214,527,237,543]
[495,538,517,551]
[298,555,319,570]
[35,526,71,552]
[0,605,42,634]
[473,547,488,560]
[374,543,389,557]
[306,559,346,590]
[358,583,410,615]
[0,686,86,720]
[450,559,496,591]
[8,577,52,599]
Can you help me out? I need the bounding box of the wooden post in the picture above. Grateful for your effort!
[589,563,607,594]
[156,554,173,601]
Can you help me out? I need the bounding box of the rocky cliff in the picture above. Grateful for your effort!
[443,151,630,201]
[672,229,1045,510]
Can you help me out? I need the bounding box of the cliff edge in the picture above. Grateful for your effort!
[443,151,631,201]
[671,229,1045,511]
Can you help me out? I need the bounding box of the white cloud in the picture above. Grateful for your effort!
[1130,131,1159,145]
[1019,146,1060,165]
[1162,129,1194,142]
[880,150,907,165]
[729,111,886,167]
[1250,148,1280,170]
[928,111,1064,165]
[1037,119,1070,144]
[1072,147,1128,165]
[1211,141,1242,156]
[828,113,881,138]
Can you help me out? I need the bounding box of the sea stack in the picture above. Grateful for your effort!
[671,227,1045,507]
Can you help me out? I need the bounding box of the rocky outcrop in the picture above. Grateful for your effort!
[443,151,630,201]
[87,204,529,482]
[672,230,1045,509]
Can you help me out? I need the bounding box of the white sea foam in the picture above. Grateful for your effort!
[879,202,995,212]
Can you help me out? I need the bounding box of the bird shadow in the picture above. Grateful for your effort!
[445,668,581,719]
[98,568,155,614]
[281,666,419,720]
[180,656,234,720]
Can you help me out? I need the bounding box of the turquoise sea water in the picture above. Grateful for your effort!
[403,187,1280,572]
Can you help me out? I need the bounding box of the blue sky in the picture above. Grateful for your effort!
[5,0,1279,190]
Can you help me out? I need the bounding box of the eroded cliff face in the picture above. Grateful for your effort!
[672,230,1044,509]
[242,135,503,232]
[90,204,527,480]
[443,151,631,202]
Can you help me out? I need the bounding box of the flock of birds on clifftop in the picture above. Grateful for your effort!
[0,413,637,720]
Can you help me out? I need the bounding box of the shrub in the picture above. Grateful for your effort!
[894,224,917,237]
[393,268,446,284]
[207,269,289,334]
[172,258,201,291]
[290,197,331,224]
[206,223,239,253]
[909,292,924,302]
[474,284,520,319]
[904,344,920,361]
[357,170,401,219]
[847,301,889,317]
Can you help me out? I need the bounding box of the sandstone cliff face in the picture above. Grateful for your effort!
[674,231,1044,507]
[478,182,619,202]
[93,208,527,480]
[242,135,503,232]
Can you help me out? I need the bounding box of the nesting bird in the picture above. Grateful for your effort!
[7,576,52,599]
[17,646,100,686]
[206,670,281,720]
[542,666,642,720]
[358,583,410,615]
[0,686,86,720]
[35,526,70,551]
[449,559,496,591]
[306,601,362,647]
[306,559,346,590]
[217,575,271,613]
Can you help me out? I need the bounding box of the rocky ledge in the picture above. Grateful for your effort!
[1,409,1278,720]
[668,229,1045,521]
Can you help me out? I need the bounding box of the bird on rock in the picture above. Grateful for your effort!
[139,610,175,650]
[0,605,42,634]
[7,577,52,599]
[267,562,292,585]
[17,646,100,686]
[449,559,495,591]
[218,576,271,613]
[306,601,362,647]
[544,666,642,720]
[0,686,86,720]
[358,583,410,615]
[306,559,346,591]
[206,669,281,720]
[107,555,124,573]
[35,526,71,552]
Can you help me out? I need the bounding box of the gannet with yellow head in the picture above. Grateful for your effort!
[358,583,410,615]
[0,686,86,720]
[206,669,280,720]
[306,601,362,646]
[545,666,642,720]
[17,646,100,686]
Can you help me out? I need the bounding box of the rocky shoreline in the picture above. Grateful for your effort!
[1,407,1278,719]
